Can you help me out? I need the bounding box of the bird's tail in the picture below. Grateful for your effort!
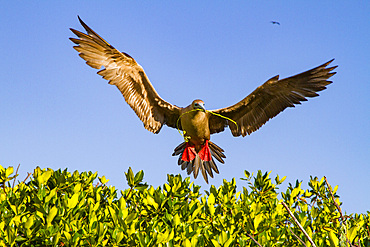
[172,140,226,183]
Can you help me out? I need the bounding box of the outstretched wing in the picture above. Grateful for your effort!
[70,17,181,133]
[209,60,337,137]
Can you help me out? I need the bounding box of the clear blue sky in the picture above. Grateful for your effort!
[1,2,369,213]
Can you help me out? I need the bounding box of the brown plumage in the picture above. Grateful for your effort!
[70,17,337,183]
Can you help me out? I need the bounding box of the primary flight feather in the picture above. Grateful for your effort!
[70,17,337,183]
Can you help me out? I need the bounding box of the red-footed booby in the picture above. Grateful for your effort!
[70,17,337,183]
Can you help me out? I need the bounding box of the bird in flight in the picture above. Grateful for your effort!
[70,17,337,183]
[270,21,281,25]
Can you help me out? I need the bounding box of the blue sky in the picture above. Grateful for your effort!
[1,2,369,213]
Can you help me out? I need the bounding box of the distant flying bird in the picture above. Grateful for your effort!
[70,17,337,183]
[271,21,280,25]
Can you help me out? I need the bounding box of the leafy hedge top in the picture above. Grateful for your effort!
[0,165,368,247]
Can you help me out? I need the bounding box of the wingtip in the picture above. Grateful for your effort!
[77,16,90,33]
[77,15,83,24]
[69,28,81,36]
[324,58,336,67]
[73,16,115,49]
[320,59,337,74]
[77,15,86,29]
[330,66,338,71]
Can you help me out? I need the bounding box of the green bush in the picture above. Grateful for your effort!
[0,165,368,246]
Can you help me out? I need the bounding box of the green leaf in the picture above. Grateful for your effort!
[220,231,228,245]
[45,188,57,203]
[47,206,58,226]
[244,170,250,178]
[157,231,168,244]
[164,183,171,192]
[108,206,118,226]
[280,176,287,184]
[328,230,339,247]
[332,184,338,194]
[24,215,35,229]
[184,239,192,247]
[119,197,126,211]
[147,195,158,210]
[6,226,16,245]
[5,166,14,178]
[67,193,79,209]
[224,236,234,247]
[191,207,202,220]
[64,231,71,242]
[126,212,137,224]
[9,204,17,214]
[53,232,61,246]
[99,176,109,184]
[125,167,134,187]
[134,170,144,184]
[36,169,53,186]
[116,230,124,243]
[254,214,263,231]
[173,214,180,226]
[348,226,358,243]
[208,193,215,205]
[211,239,221,247]
[135,184,148,191]
[291,187,301,198]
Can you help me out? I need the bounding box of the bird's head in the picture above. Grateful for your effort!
[192,99,206,111]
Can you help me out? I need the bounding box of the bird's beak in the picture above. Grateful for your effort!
[198,103,206,112]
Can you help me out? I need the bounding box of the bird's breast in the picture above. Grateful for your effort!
[181,111,210,144]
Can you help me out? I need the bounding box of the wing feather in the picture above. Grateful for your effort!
[70,17,181,133]
[209,60,337,136]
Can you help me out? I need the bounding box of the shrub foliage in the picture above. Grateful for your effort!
[0,165,368,246]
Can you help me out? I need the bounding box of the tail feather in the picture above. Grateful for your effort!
[172,142,187,156]
[203,161,213,178]
[209,141,226,159]
[187,161,193,175]
[209,141,225,153]
[200,161,208,184]
[181,162,187,171]
[210,149,225,164]
[209,159,219,174]
[177,155,182,166]
[180,160,188,171]
[211,148,226,160]
[193,155,201,179]
[173,148,185,157]
[174,140,225,183]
